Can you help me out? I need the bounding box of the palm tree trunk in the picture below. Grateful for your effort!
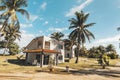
[75,44,80,63]
[75,54,79,63]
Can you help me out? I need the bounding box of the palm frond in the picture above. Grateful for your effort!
[84,23,95,28]
[83,13,89,23]
[16,9,29,19]
[0,6,6,11]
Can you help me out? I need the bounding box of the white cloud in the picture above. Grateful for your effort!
[94,35,120,44]
[86,34,120,49]
[39,30,44,36]
[40,2,47,10]
[29,14,39,22]
[55,21,58,24]
[44,21,49,25]
[66,0,93,17]
[16,30,35,48]
[48,27,68,32]
[20,23,33,28]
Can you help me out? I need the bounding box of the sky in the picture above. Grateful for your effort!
[16,0,120,54]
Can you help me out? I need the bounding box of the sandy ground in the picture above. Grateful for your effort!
[0,67,120,80]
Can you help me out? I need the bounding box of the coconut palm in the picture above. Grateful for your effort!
[97,45,106,54]
[64,39,76,58]
[106,44,115,52]
[1,23,21,55]
[0,0,29,31]
[69,11,95,63]
[51,32,64,41]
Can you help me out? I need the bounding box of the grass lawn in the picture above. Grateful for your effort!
[0,55,42,73]
[0,55,120,73]
[58,57,120,70]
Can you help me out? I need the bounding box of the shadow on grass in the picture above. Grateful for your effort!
[7,59,32,66]
[66,68,120,78]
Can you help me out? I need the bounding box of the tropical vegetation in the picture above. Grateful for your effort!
[0,0,29,55]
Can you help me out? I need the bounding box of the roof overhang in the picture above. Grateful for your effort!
[23,49,60,54]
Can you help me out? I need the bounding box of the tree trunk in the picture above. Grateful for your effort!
[75,44,80,63]
[75,54,79,63]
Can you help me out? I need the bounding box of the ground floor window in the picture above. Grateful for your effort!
[58,55,63,60]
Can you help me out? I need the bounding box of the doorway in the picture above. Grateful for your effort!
[44,55,49,65]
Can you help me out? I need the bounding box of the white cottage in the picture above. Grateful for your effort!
[23,36,65,67]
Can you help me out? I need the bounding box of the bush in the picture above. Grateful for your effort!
[97,54,110,66]
[107,52,118,59]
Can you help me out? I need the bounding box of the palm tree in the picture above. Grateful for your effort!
[88,47,100,58]
[69,11,95,63]
[97,45,106,54]
[0,0,29,31]
[1,23,21,55]
[106,44,115,52]
[64,39,76,58]
[51,32,64,41]
[50,32,64,65]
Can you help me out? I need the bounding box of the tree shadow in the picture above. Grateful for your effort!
[7,59,32,66]
[69,68,120,78]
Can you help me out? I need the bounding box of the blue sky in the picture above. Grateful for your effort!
[17,0,120,54]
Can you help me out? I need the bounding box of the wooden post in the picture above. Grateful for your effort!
[56,54,58,65]
[25,53,28,62]
[40,54,44,67]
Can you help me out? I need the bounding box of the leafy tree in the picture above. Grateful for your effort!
[106,44,115,52]
[97,45,106,54]
[88,47,100,58]
[8,42,20,55]
[69,11,95,63]
[79,46,88,57]
[97,53,110,69]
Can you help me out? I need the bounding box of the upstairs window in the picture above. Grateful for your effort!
[58,44,63,49]
[45,41,50,49]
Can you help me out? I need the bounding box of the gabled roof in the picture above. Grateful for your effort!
[23,49,60,54]
[25,36,44,49]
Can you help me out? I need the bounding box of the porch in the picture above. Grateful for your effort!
[23,49,60,67]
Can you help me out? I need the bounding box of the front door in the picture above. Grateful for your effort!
[36,54,40,63]
[44,55,49,65]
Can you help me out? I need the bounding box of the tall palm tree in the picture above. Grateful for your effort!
[0,0,29,31]
[69,11,95,63]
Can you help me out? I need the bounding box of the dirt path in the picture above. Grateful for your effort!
[0,72,119,80]
[0,62,120,80]
[0,66,120,80]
